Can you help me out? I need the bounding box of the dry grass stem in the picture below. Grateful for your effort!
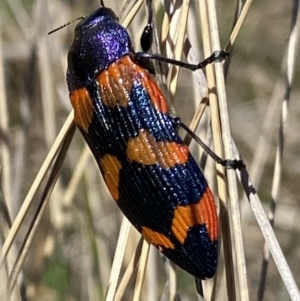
[236,164,300,301]
[121,0,144,28]
[1,112,74,264]
[225,0,253,52]
[0,21,13,222]
[114,237,143,301]
[258,1,300,300]
[8,121,75,292]
[104,217,131,301]
[168,0,190,100]
[62,145,91,208]
[206,0,249,299]
[132,240,150,301]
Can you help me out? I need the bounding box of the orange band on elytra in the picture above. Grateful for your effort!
[171,188,218,244]
[70,87,93,132]
[126,130,189,168]
[142,226,174,249]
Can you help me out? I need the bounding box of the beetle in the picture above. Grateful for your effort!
[66,2,230,279]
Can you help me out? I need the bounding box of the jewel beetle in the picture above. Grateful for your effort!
[66,1,229,279]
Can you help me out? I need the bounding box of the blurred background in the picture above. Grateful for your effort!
[0,0,299,300]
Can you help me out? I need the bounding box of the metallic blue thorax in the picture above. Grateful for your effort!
[67,8,132,91]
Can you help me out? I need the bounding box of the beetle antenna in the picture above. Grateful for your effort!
[101,0,105,7]
[48,16,85,35]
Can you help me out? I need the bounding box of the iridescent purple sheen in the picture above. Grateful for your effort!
[67,8,133,91]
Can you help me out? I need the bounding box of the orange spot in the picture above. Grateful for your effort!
[142,227,174,249]
[99,154,122,201]
[126,130,189,168]
[171,188,218,244]
[97,55,169,113]
[69,88,93,132]
[121,56,169,113]
[97,60,134,107]
[141,76,168,113]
